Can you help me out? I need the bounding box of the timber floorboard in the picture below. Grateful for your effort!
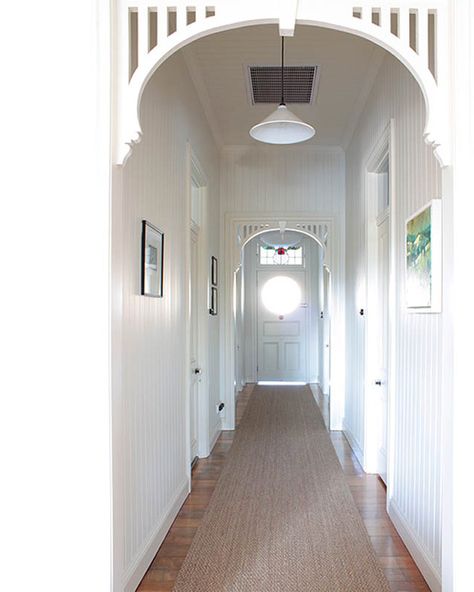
[137,385,430,592]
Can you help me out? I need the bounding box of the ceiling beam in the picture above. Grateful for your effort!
[279,0,299,37]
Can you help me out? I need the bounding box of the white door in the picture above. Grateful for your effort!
[190,231,200,464]
[322,266,331,395]
[376,213,389,482]
[257,270,307,382]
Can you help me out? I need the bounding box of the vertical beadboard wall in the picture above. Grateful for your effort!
[242,236,323,384]
[345,54,443,587]
[220,145,346,428]
[118,52,220,590]
[220,146,345,215]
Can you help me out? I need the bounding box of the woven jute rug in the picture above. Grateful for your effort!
[173,385,391,591]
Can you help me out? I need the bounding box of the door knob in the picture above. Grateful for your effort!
[375,380,382,386]
[194,368,202,375]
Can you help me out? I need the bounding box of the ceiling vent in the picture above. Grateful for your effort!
[247,65,320,104]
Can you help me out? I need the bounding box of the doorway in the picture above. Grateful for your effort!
[365,123,392,481]
[257,269,307,382]
[375,179,390,483]
[188,150,209,468]
[239,231,327,386]
[189,190,201,466]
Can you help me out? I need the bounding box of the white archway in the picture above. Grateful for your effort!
[222,213,344,431]
[114,0,450,167]
[235,224,330,397]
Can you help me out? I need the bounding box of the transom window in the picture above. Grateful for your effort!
[259,245,304,266]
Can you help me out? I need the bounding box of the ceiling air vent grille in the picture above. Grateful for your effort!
[248,65,319,104]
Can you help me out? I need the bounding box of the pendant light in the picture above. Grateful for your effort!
[249,37,315,145]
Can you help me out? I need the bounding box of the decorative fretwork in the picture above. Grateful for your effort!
[114,1,450,166]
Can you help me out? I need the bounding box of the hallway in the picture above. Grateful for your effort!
[137,386,429,592]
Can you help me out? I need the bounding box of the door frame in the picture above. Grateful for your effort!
[364,120,396,480]
[186,145,210,480]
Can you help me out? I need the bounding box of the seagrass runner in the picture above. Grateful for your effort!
[173,385,391,592]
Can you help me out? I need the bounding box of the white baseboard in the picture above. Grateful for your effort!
[123,479,189,592]
[342,427,364,468]
[209,422,221,453]
[388,499,441,592]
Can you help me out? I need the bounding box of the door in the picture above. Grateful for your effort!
[322,266,331,395]
[376,212,389,482]
[189,230,200,464]
[257,270,307,382]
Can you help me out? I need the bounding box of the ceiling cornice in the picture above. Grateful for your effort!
[221,144,344,154]
[182,47,224,150]
[340,47,385,151]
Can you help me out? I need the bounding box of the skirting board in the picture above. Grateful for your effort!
[342,427,365,468]
[209,422,221,453]
[388,499,441,592]
[123,479,189,592]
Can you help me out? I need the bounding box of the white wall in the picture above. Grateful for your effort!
[242,236,323,384]
[115,51,220,591]
[345,53,443,589]
[220,145,346,428]
[1,2,112,592]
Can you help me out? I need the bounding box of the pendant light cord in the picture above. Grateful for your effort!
[280,36,285,106]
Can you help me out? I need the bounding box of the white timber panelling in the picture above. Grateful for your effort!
[220,146,345,215]
[220,145,346,428]
[116,51,220,591]
[345,53,443,589]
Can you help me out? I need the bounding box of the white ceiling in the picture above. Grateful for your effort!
[181,24,386,148]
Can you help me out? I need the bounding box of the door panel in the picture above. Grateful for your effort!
[376,214,389,483]
[263,321,300,337]
[285,342,300,371]
[263,342,279,371]
[190,234,199,463]
[257,270,307,381]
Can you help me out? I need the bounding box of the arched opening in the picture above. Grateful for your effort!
[117,7,447,166]
[115,18,446,592]
[235,228,330,415]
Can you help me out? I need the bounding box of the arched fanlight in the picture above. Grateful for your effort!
[249,37,315,145]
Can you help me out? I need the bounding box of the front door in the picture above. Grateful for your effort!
[257,270,307,382]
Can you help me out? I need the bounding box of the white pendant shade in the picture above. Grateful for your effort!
[249,104,315,145]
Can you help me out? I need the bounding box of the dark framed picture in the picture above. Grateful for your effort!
[211,256,218,286]
[141,220,164,297]
[209,287,218,316]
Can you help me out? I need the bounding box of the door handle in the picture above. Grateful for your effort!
[375,380,382,386]
[194,368,202,375]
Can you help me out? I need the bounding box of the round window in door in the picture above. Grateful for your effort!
[261,276,301,315]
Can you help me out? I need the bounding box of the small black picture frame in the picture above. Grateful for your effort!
[209,286,218,316]
[211,256,218,286]
[141,220,164,297]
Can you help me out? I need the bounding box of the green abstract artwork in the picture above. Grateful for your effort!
[406,205,432,308]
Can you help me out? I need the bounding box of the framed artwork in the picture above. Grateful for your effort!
[209,287,218,316]
[141,220,164,297]
[406,199,442,312]
[211,256,218,286]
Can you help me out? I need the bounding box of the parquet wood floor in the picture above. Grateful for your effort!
[137,385,430,592]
